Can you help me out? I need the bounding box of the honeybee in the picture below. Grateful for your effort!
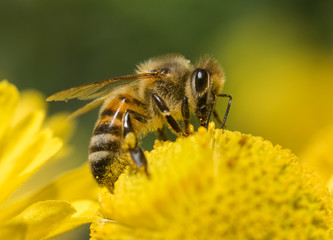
[47,54,232,192]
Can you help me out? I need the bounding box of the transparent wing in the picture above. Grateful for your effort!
[67,97,106,119]
[46,72,158,101]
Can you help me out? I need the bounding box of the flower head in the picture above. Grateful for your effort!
[0,80,99,239]
[91,123,333,239]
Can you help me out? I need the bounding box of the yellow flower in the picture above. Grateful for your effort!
[0,80,99,239]
[91,123,333,240]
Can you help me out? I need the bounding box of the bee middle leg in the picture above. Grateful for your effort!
[218,94,232,129]
[152,93,188,137]
[123,111,149,176]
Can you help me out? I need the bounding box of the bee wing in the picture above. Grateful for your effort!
[67,97,106,119]
[46,72,158,101]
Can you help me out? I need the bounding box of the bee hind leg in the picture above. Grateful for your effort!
[123,111,149,176]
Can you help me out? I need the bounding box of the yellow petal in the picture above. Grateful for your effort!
[47,200,99,238]
[41,112,77,162]
[20,129,62,176]
[0,81,86,239]
[0,111,45,181]
[23,163,98,202]
[13,89,46,125]
[0,200,76,240]
[0,129,62,205]
[44,112,76,142]
[0,164,98,222]
[0,80,19,141]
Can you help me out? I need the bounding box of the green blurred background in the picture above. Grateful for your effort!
[1,0,333,239]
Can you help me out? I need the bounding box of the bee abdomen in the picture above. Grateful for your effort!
[88,149,127,190]
[89,133,121,153]
[88,93,149,191]
[89,126,126,190]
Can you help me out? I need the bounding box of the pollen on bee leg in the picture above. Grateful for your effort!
[198,126,207,136]
[153,139,164,149]
[123,132,137,150]
[208,121,215,131]
[188,124,195,135]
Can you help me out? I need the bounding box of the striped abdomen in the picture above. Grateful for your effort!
[88,93,148,191]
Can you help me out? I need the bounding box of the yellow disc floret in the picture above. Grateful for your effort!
[91,126,333,240]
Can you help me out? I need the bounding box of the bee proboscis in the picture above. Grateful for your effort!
[47,54,232,192]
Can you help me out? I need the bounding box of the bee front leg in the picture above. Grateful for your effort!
[218,94,232,129]
[123,111,149,176]
[152,93,188,137]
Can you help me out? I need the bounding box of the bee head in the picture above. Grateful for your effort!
[190,56,224,127]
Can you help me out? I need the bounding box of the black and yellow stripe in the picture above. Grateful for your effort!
[88,93,149,192]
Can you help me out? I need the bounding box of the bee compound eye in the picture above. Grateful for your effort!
[192,68,209,94]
